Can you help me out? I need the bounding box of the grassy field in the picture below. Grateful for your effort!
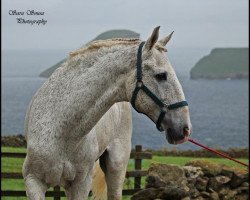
[1,147,248,200]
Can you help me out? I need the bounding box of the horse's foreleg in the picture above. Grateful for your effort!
[105,166,127,200]
[24,174,48,200]
[64,169,94,200]
[101,145,131,200]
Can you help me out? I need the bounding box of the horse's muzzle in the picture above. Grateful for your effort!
[165,127,191,145]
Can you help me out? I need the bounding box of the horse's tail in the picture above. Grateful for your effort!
[91,160,107,200]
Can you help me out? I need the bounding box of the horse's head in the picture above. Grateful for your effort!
[127,26,192,145]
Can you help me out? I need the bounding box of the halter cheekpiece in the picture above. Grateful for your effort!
[131,41,188,131]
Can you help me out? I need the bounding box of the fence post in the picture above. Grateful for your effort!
[53,186,60,200]
[134,145,142,189]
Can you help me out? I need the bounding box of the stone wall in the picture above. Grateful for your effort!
[131,159,249,200]
[1,135,26,147]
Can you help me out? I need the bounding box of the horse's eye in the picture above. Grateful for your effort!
[155,72,167,81]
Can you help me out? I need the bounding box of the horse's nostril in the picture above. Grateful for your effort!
[183,127,190,137]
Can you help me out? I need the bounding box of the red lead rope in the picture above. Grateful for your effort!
[187,138,249,168]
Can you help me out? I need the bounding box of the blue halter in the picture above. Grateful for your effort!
[131,42,188,131]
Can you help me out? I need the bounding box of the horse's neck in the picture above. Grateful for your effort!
[62,44,137,138]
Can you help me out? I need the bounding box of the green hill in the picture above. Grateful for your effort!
[90,29,140,42]
[39,58,67,78]
[190,48,249,79]
[39,29,140,78]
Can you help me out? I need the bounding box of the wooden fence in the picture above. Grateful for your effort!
[1,145,152,198]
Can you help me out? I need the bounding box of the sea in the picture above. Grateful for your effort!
[1,48,249,150]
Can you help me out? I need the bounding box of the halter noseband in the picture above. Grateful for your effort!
[131,41,188,132]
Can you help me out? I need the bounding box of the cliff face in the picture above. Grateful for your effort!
[190,48,249,79]
[39,29,140,78]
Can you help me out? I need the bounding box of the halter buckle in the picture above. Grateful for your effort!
[136,81,143,88]
[163,102,169,108]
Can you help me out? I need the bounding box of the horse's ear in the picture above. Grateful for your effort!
[144,26,160,51]
[158,31,174,47]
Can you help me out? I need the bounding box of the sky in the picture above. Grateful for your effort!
[2,0,249,50]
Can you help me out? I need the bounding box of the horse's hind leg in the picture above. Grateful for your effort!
[24,174,48,200]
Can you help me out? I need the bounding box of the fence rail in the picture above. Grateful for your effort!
[1,145,152,198]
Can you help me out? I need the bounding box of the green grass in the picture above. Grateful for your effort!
[2,147,27,153]
[1,147,248,199]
